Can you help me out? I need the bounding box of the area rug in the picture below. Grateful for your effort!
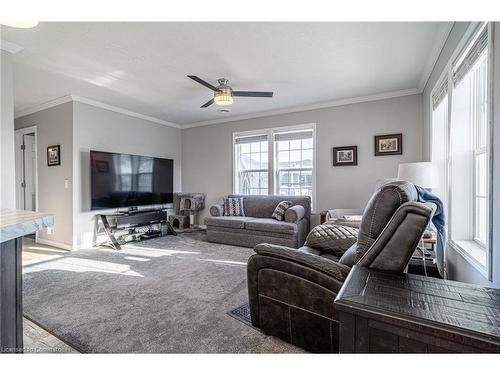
[227,303,254,329]
[22,232,302,353]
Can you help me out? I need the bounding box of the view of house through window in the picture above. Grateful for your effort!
[234,125,315,208]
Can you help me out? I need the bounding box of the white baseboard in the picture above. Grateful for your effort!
[36,238,74,251]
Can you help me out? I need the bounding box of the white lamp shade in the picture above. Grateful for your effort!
[397,162,438,189]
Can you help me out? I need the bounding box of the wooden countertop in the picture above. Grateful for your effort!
[0,209,54,243]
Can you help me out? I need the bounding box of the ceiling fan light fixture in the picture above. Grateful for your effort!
[187,75,273,108]
[214,87,234,106]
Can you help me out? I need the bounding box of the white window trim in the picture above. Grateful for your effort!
[429,22,494,280]
[471,48,489,248]
[473,144,487,247]
[232,123,317,213]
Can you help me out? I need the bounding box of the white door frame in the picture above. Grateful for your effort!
[15,125,39,239]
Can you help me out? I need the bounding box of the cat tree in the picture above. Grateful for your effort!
[168,193,206,231]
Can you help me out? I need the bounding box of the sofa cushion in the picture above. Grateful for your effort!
[245,218,297,235]
[207,226,297,240]
[223,197,245,216]
[204,216,253,229]
[338,244,359,267]
[272,200,293,221]
[305,223,358,257]
[298,246,340,262]
[319,253,341,263]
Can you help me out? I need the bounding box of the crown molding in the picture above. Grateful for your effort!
[15,95,181,129]
[71,96,181,129]
[182,87,421,129]
[0,39,24,54]
[14,95,73,118]
[418,22,454,92]
[14,87,424,131]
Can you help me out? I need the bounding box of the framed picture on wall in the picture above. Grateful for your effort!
[333,146,357,166]
[47,145,61,166]
[374,133,402,156]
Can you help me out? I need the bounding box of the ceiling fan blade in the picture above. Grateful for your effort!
[233,91,274,98]
[200,98,214,108]
[188,75,217,91]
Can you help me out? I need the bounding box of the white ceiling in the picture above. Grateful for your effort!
[1,22,451,126]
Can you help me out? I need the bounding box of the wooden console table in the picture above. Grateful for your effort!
[334,266,500,353]
[0,209,53,353]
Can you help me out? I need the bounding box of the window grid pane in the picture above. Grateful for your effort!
[475,152,487,197]
[474,197,487,245]
[236,139,269,195]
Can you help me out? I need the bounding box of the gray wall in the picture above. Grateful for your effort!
[15,103,74,248]
[1,50,16,209]
[72,102,182,248]
[182,94,423,224]
[421,22,500,288]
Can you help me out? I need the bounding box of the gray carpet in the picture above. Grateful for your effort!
[22,232,302,353]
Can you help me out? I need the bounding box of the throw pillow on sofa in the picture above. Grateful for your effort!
[223,197,245,216]
[272,200,293,221]
[305,223,358,257]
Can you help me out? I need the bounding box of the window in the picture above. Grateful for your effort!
[233,125,315,209]
[275,130,314,197]
[234,134,269,195]
[431,23,491,273]
[471,50,488,246]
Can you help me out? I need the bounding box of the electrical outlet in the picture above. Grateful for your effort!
[64,179,69,189]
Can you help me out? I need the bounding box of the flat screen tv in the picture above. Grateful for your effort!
[90,150,174,210]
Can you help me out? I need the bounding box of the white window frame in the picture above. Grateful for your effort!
[232,123,317,212]
[429,22,494,280]
[471,50,489,247]
[234,136,270,196]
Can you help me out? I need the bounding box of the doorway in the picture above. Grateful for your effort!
[15,126,38,214]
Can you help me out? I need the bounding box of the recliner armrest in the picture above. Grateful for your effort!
[254,243,350,282]
[209,204,224,217]
[284,205,305,223]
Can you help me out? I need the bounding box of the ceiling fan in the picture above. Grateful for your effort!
[187,75,274,108]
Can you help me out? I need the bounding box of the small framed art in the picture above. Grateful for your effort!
[374,133,402,156]
[333,146,357,166]
[47,145,61,166]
